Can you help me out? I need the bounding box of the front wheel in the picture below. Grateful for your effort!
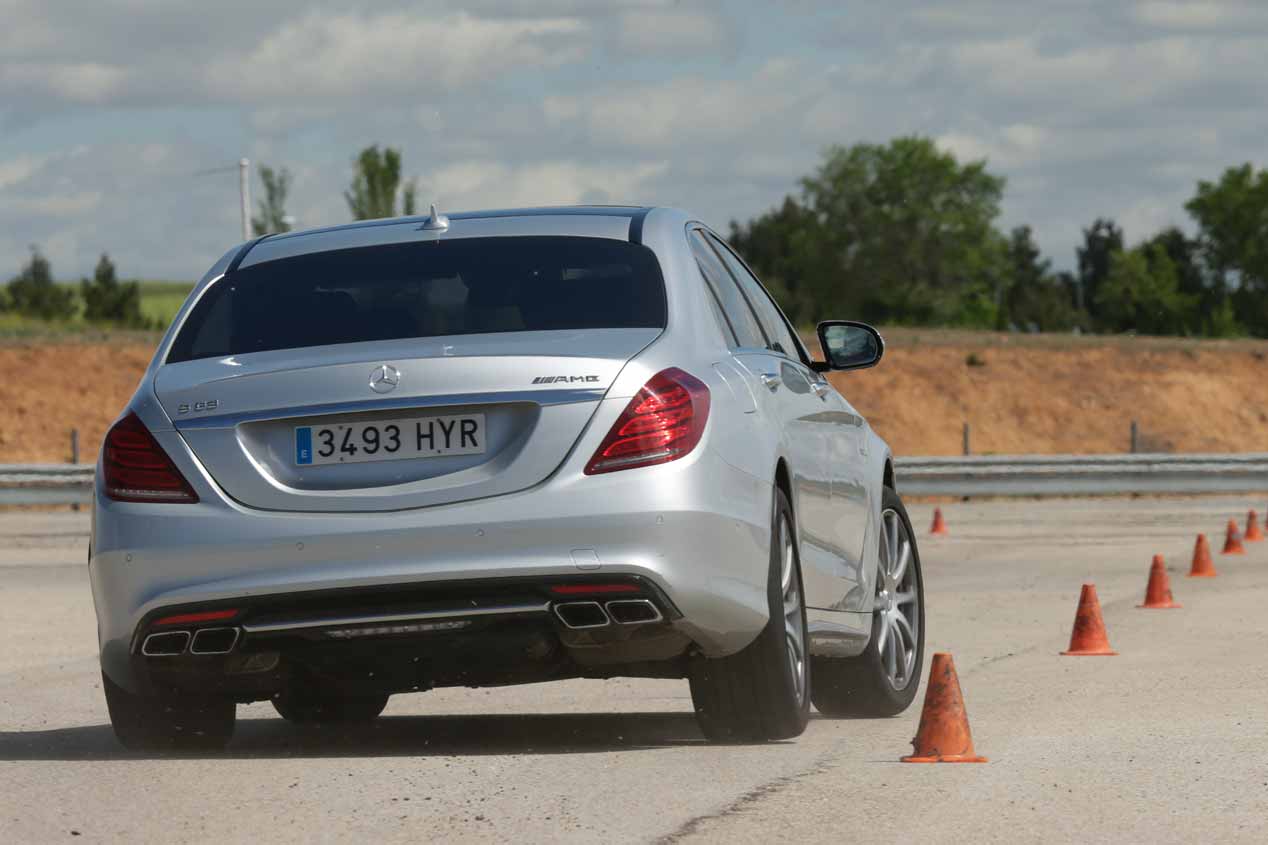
[811,486,925,717]
[689,487,810,742]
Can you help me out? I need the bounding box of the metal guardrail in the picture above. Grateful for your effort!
[3,454,1268,505]
[0,465,95,505]
[895,453,1268,497]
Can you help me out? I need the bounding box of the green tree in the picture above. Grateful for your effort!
[1000,226,1082,331]
[80,253,146,326]
[1076,218,1123,323]
[1184,163,1268,336]
[1141,227,1227,334]
[1095,244,1196,335]
[251,165,293,236]
[798,136,1008,325]
[344,145,418,220]
[728,196,832,325]
[5,248,75,320]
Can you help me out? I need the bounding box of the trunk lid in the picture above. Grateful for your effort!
[155,329,657,512]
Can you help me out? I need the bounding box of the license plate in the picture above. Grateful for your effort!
[294,414,486,466]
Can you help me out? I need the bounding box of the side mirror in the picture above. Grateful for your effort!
[813,321,885,372]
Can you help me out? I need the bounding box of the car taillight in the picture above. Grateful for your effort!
[585,367,710,475]
[102,412,199,503]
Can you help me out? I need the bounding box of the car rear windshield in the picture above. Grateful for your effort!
[167,236,667,363]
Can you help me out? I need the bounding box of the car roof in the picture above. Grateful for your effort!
[236,206,679,270]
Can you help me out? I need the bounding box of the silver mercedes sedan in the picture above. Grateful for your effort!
[90,205,924,749]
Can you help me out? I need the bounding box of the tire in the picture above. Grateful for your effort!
[102,671,235,751]
[811,486,925,718]
[689,487,810,742]
[272,689,390,724]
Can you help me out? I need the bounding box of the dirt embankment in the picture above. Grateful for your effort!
[830,331,1268,456]
[2,332,1267,463]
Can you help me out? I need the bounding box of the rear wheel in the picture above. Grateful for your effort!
[102,671,235,751]
[689,487,810,742]
[272,689,390,724]
[811,487,924,717]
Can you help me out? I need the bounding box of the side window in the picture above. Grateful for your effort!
[688,229,766,349]
[701,279,738,346]
[707,233,802,360]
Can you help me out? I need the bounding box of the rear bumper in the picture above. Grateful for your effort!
[90,448,773,693]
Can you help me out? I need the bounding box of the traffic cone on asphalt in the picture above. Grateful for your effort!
[1245,510,1264,542]
[1188,534,1218,578]
[901,653,987,763]
[1138,555,1182,609]
[930,507,949,536]
[1222,520,1246,555]
[1061,583,1118,656]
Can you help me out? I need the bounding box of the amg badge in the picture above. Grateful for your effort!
[531,375,601,385]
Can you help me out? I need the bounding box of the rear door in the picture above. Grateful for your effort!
[688,229,841,609]
[155,236,666,512]
[705,232,868,608]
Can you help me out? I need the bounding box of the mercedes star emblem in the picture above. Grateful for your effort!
[369,364,401,394]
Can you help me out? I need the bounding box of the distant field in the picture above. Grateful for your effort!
[0,280,192,341]
[135,280,194,327]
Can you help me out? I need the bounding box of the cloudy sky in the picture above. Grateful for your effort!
[2,0,1266,280]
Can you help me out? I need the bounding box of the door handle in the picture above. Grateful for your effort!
[759,373,781,391]
[810,381,830,399]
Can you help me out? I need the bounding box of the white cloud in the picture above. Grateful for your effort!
[937,124,1051,170]
[950,37,1207,106]
[615,7,731,55]
[1132,1,1268,29]
[429,160,669,209]
[0,154,48,190]
[546,60,823,150]
[11,191,104,216]
[205,11,589,101]
[1,62,129,104]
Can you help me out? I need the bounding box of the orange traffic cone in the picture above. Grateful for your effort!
[901,653,987,763]
[1222,520,1245,555]
[1188,534,1217,578]
[1061,583,1117,655]
[1138,555,1181,609]
[1245,510,1264,542]
[930,507,948,536]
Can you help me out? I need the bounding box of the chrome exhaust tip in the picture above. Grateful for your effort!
[605,599,663,625]
[553,601,611,629]
[190,627,240,655]
[141,630,190,657]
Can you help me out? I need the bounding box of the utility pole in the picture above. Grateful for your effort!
[238,158,251,242]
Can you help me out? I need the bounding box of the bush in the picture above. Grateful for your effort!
[4,248,76,320]
[81,253,147,327]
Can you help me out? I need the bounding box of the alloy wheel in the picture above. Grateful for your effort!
[874,508,920,690]
[779,514,808,707]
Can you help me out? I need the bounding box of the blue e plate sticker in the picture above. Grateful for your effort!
[295,427,313,465]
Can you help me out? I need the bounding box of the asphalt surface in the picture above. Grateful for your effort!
[2,497,1267,843]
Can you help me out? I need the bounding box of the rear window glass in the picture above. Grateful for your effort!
[167,236,667,363]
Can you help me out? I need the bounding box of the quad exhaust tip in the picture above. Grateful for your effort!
[141,627,241,656]
[553,599,664,629]
[553,601,610,629]
[190,627,240,655]
[141,630,190,657]
[605,599,663,625]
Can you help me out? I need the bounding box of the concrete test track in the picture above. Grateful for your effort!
[1,497,1266,843]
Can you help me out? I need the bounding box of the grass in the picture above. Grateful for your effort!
[0,280,191,344]
[135,280,194,327]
